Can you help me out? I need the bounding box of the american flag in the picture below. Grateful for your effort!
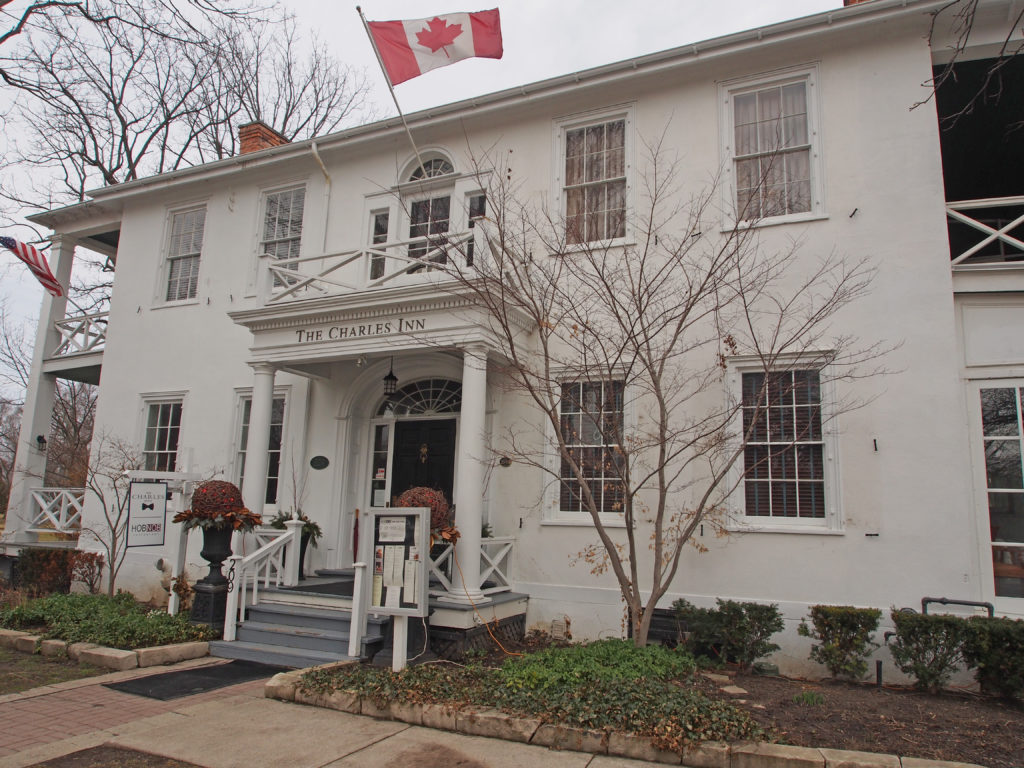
[0,236,63,297]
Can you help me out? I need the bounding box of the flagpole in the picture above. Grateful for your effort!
[357,6,427,177]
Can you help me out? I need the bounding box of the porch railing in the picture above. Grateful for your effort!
[28,488,84,535]
[222,520,303,641]
[260,230,478,304]
[947,196,1024,266]
[429,536,515,597]
[51,311,108,356]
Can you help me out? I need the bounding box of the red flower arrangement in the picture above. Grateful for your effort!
[173,480,263,532]
[394,486,459,545]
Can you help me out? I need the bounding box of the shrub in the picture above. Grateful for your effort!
[14,548,105,596]
[798,605,880,680]
[673,598,784,670]
[0,592,211,649]
[961,616,1024,699]
[888,610,969,693]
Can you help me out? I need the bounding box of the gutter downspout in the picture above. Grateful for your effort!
[311,140,332,254]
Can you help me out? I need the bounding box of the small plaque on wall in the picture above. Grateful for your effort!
[310,456,330,470]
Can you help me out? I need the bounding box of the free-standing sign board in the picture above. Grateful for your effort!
[127,481,168,547]
[367,507,429,618]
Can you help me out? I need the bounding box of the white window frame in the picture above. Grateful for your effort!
[725,355,842,534]
[967,378,1024,609]
[260,185,306,263]
[233,388,290,514]
[543,374,632,527]
[159,206,206,304]
[553,104,634,248]
[719,65,825,228]
[139,393,188,473]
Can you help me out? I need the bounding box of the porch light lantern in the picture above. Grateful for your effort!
[382,357,398,396]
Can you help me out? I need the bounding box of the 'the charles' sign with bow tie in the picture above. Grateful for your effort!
[128,481,168,547]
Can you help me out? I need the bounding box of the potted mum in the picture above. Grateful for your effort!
[173,480,262,586]
[270,511,323,579]
[394,486,459,547]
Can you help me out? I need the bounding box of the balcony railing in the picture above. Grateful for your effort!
[429,536,515,597]
[947,196,1024,266]
[52,311,108,357]
[28,488,84,535]
[260,230,478,304]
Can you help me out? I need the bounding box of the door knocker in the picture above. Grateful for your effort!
[419,443,429,464]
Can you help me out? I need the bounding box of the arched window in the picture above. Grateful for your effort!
[377,378,462,417]
[409,158,454,180]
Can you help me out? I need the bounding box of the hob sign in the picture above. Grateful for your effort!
[127,481,167,547]
[294,316,427,344]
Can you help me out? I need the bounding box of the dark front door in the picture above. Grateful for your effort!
[391,418,457,506]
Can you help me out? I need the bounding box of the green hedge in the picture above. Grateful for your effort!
[798,605,880,680]
[962,616,1024,699]
[672,599,784,670]
[888,610,969,693]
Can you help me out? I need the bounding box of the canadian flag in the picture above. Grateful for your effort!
[367,9,503,86]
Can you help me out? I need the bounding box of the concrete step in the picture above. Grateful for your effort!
[236,621,352,653]
[208,640,354,670]
[246,602,388,635]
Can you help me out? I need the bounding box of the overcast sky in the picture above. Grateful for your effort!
[3,1,841,325]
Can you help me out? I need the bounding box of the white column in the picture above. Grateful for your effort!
[240,363,276,513]
[5,236,75,542]
[446,344,489,604]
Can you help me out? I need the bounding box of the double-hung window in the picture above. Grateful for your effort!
[262,187,305,262]
[236,395,286,507]
[739,367,834,527]
[558,379,625,515]
[562,116,628,245]
[724,68,820,223]
[143,401,182,471]
[165,209,205,301]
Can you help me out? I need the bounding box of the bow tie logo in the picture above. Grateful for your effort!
[141,503,155,511]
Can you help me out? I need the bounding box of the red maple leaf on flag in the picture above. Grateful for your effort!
[416,17,463,53]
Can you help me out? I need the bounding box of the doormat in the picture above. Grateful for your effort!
[103,660,287,701]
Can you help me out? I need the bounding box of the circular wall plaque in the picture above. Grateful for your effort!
[309,455,330,470]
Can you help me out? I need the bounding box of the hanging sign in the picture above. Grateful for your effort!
[127,481,168,547]
[368,507,429,618]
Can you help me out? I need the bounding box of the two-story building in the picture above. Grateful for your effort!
[4,0,1022,672]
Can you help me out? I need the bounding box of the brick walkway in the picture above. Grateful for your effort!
[0,660,266,761]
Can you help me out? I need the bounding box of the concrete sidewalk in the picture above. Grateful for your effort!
[0,661,653,768]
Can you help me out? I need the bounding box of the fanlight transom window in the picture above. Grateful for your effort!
[378,378,463,417]
[409,158,454,181]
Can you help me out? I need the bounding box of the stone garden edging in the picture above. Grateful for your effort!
[264,661,984,768]
[0,627,208,671]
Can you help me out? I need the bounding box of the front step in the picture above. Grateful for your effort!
[211,599,389,669]
[208,640,354,669]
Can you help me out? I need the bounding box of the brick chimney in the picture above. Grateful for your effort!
[238,121,289,155]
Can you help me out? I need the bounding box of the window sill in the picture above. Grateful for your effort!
[151,299,200,310]
[555,236,636,255]
[721,211,828,232]
[542,516,627,528]
[727,521,843,535]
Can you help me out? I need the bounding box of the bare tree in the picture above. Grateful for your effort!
[428,141,881,646]
[916,0,1024,127]
[0,398,22,518]
[80,434,140,595]
[0,3,374,210]
[0,304,96,496]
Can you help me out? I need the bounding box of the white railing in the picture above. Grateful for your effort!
[261,230,478,304]
[52,312,108,356]
[947,196,1024,266]
[222,520,303,641]
[429,536,515,597]
[28,488,84,535]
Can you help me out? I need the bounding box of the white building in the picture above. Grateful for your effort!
[3,0,1023,672]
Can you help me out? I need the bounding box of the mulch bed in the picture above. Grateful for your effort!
[711,672,1024,768]
[30,745,201,768]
